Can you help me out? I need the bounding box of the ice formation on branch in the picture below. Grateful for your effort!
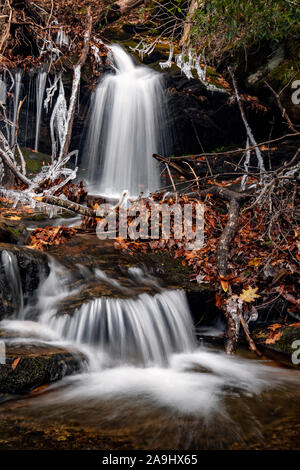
[159,44,174,70]
[44,75,60,113]
[129,40,158,60]
[49,78,67,162]
[56,29,70,48]
[91,44,102,65]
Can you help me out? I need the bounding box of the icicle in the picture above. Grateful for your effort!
[10,71,22,146]
[0,74,7,105]
[159,44,174,70]
[35,71,47,151]
[91,44,102,65]
[181,49,194,79]
[129,40,158,60]
[194,54,206,81]
[56,29,70,48]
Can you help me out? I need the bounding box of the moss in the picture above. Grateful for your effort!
[102,27,132,42]
[25,159,42,173]
[253,323,300,368]
[268,59,300,88]
[20,148,51,175]
[0,221,27,245]
[0,341,86,394]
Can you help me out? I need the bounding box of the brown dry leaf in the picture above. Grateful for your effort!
[239,286,260,302]
[12,357,21,370]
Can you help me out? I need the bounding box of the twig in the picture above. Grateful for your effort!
[165,133,300,161]
[264,80,297,134]
[228,66,265,175]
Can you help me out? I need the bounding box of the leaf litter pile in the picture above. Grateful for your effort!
[111,185,300,329]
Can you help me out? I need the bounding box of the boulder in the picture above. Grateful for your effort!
[0,339,86,394]
[253,322,300,368]
[0,243,49,320]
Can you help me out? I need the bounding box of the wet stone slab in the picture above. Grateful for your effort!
[0,337,86,394]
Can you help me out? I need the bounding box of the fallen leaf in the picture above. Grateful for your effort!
[220,278,229,292]
[12,357,21,370]
[265,330,283,344]
[239,286,260,303]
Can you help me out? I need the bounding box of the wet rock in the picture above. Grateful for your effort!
[163,70,270,156]
[0,219,28,245]
[0,243,49,320]
[253,323,300,368]
[0,340,86,394]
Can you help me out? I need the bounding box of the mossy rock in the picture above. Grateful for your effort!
[0,340,86,394]
[0,219,28,245]
[253,323,300,368]
[20,148,52,176]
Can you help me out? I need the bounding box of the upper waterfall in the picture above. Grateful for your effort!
[81,45,171,198]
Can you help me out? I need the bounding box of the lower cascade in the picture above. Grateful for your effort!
[81,45,171,198]
[20,258,196,367]
[44,291,196,367]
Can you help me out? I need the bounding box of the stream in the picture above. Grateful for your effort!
[0,233,299,450]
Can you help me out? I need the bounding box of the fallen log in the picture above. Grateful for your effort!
[36,195,96,218]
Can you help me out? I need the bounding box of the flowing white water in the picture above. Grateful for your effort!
[0,251,299,431]
[29,259,196,366]
[34,71,47,151]
[81,45,171,198]
[1,250,23,313]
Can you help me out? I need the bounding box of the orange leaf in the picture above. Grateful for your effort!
[220,278,229,292]
[12,357,21,370]
[268,323,283,331]
[265,331,283,344]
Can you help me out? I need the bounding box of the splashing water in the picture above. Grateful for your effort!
[81,45,171,198]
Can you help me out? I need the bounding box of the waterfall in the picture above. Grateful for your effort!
[34,71,47,151]
[81,45,171,198]
[1,250,24,313]
[27,259,196,367]
[10,71,22,146]
[43,291,195,366]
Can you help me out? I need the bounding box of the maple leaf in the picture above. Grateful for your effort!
[239,286,260,302]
